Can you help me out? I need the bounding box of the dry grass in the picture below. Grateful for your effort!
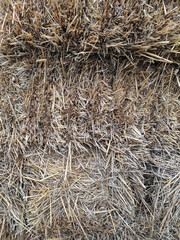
[0,0,180,239]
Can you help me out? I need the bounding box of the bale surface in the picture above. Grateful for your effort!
[0,0,180,239]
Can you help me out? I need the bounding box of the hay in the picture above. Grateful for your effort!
[0,0,179,239]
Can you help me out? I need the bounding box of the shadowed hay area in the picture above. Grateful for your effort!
[0,0,180,239]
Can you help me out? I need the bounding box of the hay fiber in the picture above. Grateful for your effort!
[0,0,180,239]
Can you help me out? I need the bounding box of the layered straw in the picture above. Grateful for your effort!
[0,0,180,239]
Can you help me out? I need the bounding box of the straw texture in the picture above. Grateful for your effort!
[0,0,180,239]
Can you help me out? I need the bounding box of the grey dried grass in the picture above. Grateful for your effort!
[0,0,180,239]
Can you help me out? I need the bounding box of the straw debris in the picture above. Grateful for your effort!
[0,0,180,239]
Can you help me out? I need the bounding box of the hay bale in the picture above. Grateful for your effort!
[0,0,179,239]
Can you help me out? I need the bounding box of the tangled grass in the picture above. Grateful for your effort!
[0,0,180,239]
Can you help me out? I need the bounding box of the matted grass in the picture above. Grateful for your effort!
[0,0,180,239]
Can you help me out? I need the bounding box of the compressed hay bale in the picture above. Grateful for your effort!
[0,0,180,239]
